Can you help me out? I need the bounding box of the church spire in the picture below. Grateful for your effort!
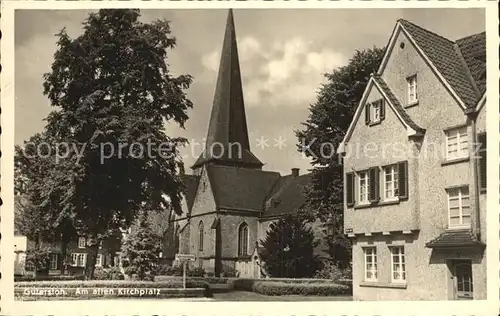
[192,9,263,169]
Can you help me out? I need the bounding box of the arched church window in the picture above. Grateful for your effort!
[238,222,249,256]
[198,221,204,251]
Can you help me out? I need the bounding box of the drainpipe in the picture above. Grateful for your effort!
[466,109,481,241]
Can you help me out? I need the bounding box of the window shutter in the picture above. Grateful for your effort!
[398,161,409,199]
[346,172,355,207]
[478,133,486,190]
[380,100,385,120]
[368,167,380,202]
[365,103,371,125]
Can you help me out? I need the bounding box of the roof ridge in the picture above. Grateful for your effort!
[398,18,454,44]
[456,31,486,43]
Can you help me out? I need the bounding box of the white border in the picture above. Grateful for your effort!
[1,1,498,315]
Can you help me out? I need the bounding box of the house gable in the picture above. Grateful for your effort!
[377,20,479,110]
[340,79,412,168]
[338,76,424,154]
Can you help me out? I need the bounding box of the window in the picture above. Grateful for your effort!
[407,75,418,103]
[96,254,102,267]
[371,100,384,123]
[391,247,406,283]
[447,186,471,228]
[365,100,385,125]
[478,133,486,191]
[453,260,473,299]
[49,253,58,270]
[358,171,370,203]
[78,237,86,248]
[383,165,399,200]
[72,253,86,267]
[364,247,377,281]
[198,221,204,251]
[238,223,249,256]
[446,126,468,160]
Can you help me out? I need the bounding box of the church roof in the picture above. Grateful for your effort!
[192,9,263,169]
[206,164,280,212]
[261,173,312,218]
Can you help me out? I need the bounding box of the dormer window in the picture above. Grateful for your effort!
[407,75,418,104]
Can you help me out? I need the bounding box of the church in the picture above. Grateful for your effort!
[163,9,327,278]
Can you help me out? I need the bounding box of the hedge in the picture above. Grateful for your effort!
[155,275,229,284]
[16,287,206,301]
[228,278,340,291]
[15,275,85,282]
[252,281,350,296]
[15,279,209,289]
[228,278,351,296]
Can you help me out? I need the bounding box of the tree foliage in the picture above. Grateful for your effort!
[15,9,193,279]
[260,212,321,278]
[120,212,162,280]
[295,47,385,267]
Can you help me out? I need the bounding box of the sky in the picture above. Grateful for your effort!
[15,8,485,175]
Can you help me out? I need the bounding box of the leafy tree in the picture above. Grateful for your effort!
[260,212,321,278]
[19,9,193,279]
[120,212,162,280]
[295,47,385,268]
[15,134,77,274]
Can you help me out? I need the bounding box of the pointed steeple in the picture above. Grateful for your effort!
[192,9,263,169]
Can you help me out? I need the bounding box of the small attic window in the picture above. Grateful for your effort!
[400,42,405,49]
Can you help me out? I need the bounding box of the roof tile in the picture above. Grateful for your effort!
[399,19,481,108]
[425,229,485,248]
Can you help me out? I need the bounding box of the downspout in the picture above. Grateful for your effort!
[466,109,481,241]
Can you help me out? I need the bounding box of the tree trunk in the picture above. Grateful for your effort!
[83,240,100,280]
[60,237,68,275]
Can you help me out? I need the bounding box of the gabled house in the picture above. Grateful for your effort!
[337,19,486,300]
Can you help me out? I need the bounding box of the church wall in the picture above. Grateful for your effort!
[189,214,218,271]
[219,213,260,272]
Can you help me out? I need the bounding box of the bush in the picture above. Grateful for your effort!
[155,275,229,284]
[93,267,125,280]
[25,248,52,274]
[156,264,171,276]
[187,267,205,277]
[165,265,183,276]
[314,261,352,281]
[221,270,237,277]
[15,275,85,282]
[14,279,209,290]
[252,281,350,296]
[206,272,215,277]
[229,277,335,290]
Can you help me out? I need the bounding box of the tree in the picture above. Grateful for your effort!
[120,212,162,280]
[15,133,77,275]
[260,212,321,278]
[295,47,385,268]
[22,9,193,279]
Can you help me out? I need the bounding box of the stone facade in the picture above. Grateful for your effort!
[338,20,486,300]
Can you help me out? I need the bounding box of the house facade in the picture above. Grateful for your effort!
[14,195,122,276]
[163,10,329,278]
[337,20,486,300]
